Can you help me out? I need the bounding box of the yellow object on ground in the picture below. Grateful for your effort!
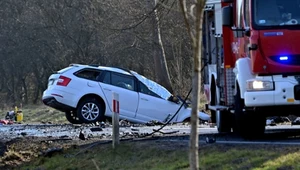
[16,111,23,122]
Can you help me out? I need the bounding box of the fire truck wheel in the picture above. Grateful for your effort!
[65,111,82,124]
[234,88,246,135]
[244,111,266,139]
[234,89,265,138]
[216,110,231,133]
[210,87,217,123]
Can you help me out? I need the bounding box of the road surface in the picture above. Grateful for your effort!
[2,123,300,144]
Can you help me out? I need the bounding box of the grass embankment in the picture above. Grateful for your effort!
[20,140,300,170]
[0,105,67,124]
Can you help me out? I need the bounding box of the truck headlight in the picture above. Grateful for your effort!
[246,80,274,91]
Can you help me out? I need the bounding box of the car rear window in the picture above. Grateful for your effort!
[74,69,102,81]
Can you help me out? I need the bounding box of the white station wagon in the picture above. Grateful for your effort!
[42,64,210,124]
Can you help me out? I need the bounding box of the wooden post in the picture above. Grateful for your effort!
[112,92,120,149]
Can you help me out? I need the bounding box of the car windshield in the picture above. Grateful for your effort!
[254,0,300,26]
[130,71,172,100]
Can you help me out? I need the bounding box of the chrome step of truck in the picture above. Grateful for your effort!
[208,105,229,111]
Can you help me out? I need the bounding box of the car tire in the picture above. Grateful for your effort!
[65,111,82,124]
[234,86,265,138]
[76,98,104,124]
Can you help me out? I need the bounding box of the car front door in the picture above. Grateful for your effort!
[99,72,139,118]
[135,82,179,123]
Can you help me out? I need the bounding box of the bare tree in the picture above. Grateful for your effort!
[180,0,206,169]
[0,0,193,107]
[152,0,173,93]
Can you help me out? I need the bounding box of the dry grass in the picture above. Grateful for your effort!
[0,105,67,124]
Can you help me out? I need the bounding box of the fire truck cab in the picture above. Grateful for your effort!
[203,0,300,137]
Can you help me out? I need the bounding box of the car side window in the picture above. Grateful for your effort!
[111,73,135,91]
[101,72,111,84]
[138,82,161,98]
[75,69,101,81]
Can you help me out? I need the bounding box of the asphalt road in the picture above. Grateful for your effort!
[2,123,300,145]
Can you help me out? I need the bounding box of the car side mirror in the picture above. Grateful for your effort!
[222,6,233,27]
[244,27,251,37]
[169,96,179,103]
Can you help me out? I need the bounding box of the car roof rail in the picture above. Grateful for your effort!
[69,63,81,67]
[88,64,100,67]
[113,66,132,74]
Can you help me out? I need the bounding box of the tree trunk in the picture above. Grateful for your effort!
[21,77,28,104]
[190,1,205,170]
[180,0,205,169]
[153,0,173,93]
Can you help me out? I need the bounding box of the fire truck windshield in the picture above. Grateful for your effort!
[254,0,300,27]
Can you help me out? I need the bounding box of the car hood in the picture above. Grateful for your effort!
[130,71,172,100]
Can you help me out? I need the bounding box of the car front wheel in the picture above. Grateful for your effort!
[76,98,104,124]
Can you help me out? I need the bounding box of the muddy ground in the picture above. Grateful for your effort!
[0,121,201,169]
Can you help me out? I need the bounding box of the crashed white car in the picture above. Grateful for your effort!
[42,64,210,124]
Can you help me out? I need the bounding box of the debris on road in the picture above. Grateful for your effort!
[20,132,27,136]
[119,119,131,127]
[292,117,300,125]
[266,119,276,126]
[266,116,291,126]
[205,135,216,144]
[153,130,180,135]
[0,119,14,125]
[100,122,106,128]
[146,120,164,126]
[131,128,140,132]
[79,131,86,140]
[90,127,103,132]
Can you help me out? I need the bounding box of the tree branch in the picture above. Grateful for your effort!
[179,0,196,47]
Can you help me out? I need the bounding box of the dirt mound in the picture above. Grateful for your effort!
[0,141,7,157]
[0,136,100,169]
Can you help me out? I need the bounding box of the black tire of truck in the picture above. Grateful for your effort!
[217,110,232,133]
[211,87,231,133]
[65,111,82,124]
[210,84,217,124]
[234,86,266,138]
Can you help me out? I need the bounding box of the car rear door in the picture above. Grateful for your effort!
[99,72,139,118]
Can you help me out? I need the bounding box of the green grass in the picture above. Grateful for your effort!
[19,141,300,170]
[0,105,67,124]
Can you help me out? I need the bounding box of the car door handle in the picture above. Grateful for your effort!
[141,98,148,101]
[103,88,112,91]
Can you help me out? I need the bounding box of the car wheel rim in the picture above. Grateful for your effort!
[81,102,100,121]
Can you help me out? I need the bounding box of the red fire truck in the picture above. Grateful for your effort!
[203,0,300,137]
